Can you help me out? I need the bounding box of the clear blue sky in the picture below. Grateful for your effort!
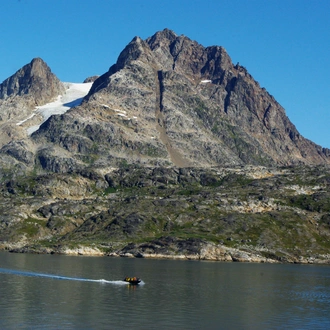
[1,0,330,148]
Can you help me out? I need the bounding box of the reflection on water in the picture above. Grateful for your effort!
[0,252,329,329]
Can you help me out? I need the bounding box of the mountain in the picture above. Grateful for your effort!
[0,29,330,263]
[27,29,329,171]
[1,29,329,170]
[0,57,64,147]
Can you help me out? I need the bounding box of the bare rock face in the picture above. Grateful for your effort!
[0,58,64,147]
[83,76,99,83]
[0,57,64,107]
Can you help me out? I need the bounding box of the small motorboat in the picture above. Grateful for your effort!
[123,277,141,285]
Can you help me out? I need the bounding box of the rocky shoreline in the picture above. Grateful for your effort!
[3,238,330,265]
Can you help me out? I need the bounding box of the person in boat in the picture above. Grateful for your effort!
[124,276,139,282]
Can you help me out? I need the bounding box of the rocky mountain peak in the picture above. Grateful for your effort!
[146,28,178,49]
[89,29,234,97]
[81,29,330,167]
[0,57,64,104]
[116,36,152,70]
[29,57,48,76]
[144,29,234,81]
[0,57,65,147]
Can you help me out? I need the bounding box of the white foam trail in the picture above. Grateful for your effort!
[0,268,131,285]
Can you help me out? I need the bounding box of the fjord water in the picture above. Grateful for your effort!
[0,252,329,329]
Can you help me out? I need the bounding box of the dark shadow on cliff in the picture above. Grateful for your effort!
[63,97,84,108]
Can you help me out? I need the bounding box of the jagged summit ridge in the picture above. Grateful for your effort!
[88,29,232,96]
[146,29,232,79]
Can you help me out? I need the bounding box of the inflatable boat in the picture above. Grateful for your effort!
[123,277,141,285]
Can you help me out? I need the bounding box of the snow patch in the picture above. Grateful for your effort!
[114,109,127,114]
[100,104,137,121]
[201,80,212,83]
[17,82,92,135]
[16,113,37,126]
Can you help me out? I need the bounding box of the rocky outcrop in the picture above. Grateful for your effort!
[112,237,279,263]
[83,76,99,83]
[1,140,35,165]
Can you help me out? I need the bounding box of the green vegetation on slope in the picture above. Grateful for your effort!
[0,164,330,260]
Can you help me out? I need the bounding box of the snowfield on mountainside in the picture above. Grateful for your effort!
[16,82,92,135]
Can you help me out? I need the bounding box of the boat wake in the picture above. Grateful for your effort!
[0,268,142,285]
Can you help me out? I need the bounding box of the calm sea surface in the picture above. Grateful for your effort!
[0,251,329,329]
